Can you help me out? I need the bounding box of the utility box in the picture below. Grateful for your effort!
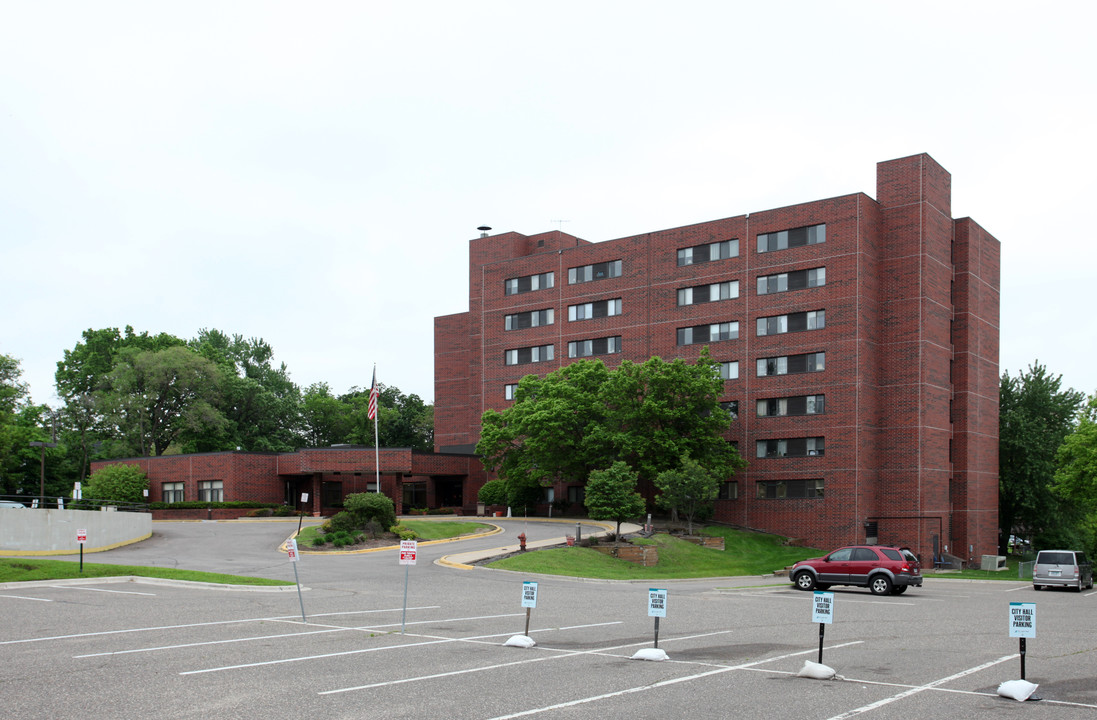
[980,555,1007,571]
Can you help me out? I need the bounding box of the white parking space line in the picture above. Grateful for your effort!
[319,630,741,696]
[481,641,864,719]
[50,585,157,596]
[824,654,1016,720]
[0,606,440,646]
[0,594,52,602]
[73,626,354,658]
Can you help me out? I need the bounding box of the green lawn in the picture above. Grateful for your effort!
[0,557,292,586]
[488,526,822,580]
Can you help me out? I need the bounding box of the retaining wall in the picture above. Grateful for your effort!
[0,508,152,554]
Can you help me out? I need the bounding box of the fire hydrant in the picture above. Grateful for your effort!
[518,532,527,552]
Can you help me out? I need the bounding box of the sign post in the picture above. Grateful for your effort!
[286,538,306,622]
[400,539,418,633]
[812,591,835,663]
[521,581,538,635]
[1009,602,1036,679]
[648,588,668,648]
[76,528,87,572]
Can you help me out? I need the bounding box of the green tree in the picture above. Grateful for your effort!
[343,491,396,530]
[85,463,148,504]
[1053,393,1097,554]
[190,329,302,452]
[101,346,228,456]
[585,461,647,544]
[343,383,433,451]
[477,479,507,506]
[477,353,744,507]
[0,355,62,497]
[654,456,720,535]
[300,383,352,447]
[999,363,1085,552]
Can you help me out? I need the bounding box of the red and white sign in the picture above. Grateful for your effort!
[76,529,87,544]
[399,539,417,565]
[286,538,299,562]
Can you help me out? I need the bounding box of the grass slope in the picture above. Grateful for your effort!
[489,526,821,579]
[298,519,490,544]
[0,558,292,585]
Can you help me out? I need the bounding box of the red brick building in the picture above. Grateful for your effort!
[91,447,487,517]
[434,153,1000,562]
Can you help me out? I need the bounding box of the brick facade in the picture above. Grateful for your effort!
[92,448,488,517]
[433,153,1000,562]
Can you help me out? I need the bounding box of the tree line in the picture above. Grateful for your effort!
[0,326,432,497]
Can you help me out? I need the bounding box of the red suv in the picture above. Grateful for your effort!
[790,545,923,595]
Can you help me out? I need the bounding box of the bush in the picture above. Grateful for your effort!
[272,505,297,517]
[247,508,273,517]
[478,479,507,506]
[148,501,281,510]
[311,536,327,546]
[320,511,360,536]
[85,464,148,505]
[390,524,419,540]
[344,492,396,530]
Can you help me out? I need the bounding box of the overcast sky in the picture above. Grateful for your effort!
[3,2,1095,409]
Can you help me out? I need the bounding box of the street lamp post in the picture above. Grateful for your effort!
[28,441,58,507]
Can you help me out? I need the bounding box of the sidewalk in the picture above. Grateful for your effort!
[440,521,642,568]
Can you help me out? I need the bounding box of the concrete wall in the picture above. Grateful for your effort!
[0,508,152,555]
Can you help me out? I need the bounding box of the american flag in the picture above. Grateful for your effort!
[368,367,379,420]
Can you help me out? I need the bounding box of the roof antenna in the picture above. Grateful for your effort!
[551,220,570,231]
[478,226,492,238]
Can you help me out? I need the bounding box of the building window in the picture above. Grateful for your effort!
[568,336,622,358]
[677,281,739,306]
[756,479,824,499]
[568,260,622,284]
[756,310,825,336]
[567,485,585,504]
[756,395,826,417]
[756,437,826,458]
[677,322,739,345]
[718,361,739,380]
[505,344,554,366]
[718,481,738,500]
[757,352,825,376]
[505,308,554,331]
[505,383,519,400]
[568,298,622,321]
[162,482,184,503]
[198,480,223,503]
[505,271,554,296]
[720,400,739,418]
[677,239,739,266]
[757,224,826,254]
[756,267,826,295]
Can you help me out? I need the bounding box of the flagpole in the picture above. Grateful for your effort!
[370,365,380,493]
[373,401,380,493]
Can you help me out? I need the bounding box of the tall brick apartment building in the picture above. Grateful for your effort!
[434,153,1000,562]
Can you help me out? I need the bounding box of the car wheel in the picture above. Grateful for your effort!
[1033,584,1041,591]
[1077,581,1084,593]
[891,585,907,595]
[794,571,816,591]
[869,575,893,596]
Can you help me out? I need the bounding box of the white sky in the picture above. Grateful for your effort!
[2,1,1095,408]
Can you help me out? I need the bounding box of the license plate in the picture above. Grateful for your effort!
[1049,570,1061,577]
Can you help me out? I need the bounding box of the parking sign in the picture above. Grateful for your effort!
[400,540,418,565]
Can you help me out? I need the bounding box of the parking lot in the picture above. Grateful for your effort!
[2,520,1096,719]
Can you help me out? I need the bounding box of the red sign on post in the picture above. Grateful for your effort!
[286,538,299,562]
[76,529,87,544]
[399,539,417,565]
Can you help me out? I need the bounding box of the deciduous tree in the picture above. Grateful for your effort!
[585,461,647,544]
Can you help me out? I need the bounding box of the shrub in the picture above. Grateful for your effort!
[85,464,148,505]
[247,508,273,517]
[363,519,383,539]
[478,479,507,506]
[427,508,455,515]
[344,492,396,530]
[311,536,327,546]
[390,524,419,540]
[272,505,296,517]
[320,511,360,536]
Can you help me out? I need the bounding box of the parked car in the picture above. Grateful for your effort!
[1033,550,1093,591]
[0,500,26,509]
[790,545,923,596]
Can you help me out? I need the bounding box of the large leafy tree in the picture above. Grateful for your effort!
[190,329,302,452]
[477,352,744,505]
[999,363,1085,552]
[1052,393,1097,554]
[0,354,58,495]
[100,345,228,456]
[344,383,434,451]
[300,382,352,447]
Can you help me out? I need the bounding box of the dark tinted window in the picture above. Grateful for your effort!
[880,548,902,561]
[1037,551,1075,565]
[851,548,878,561]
